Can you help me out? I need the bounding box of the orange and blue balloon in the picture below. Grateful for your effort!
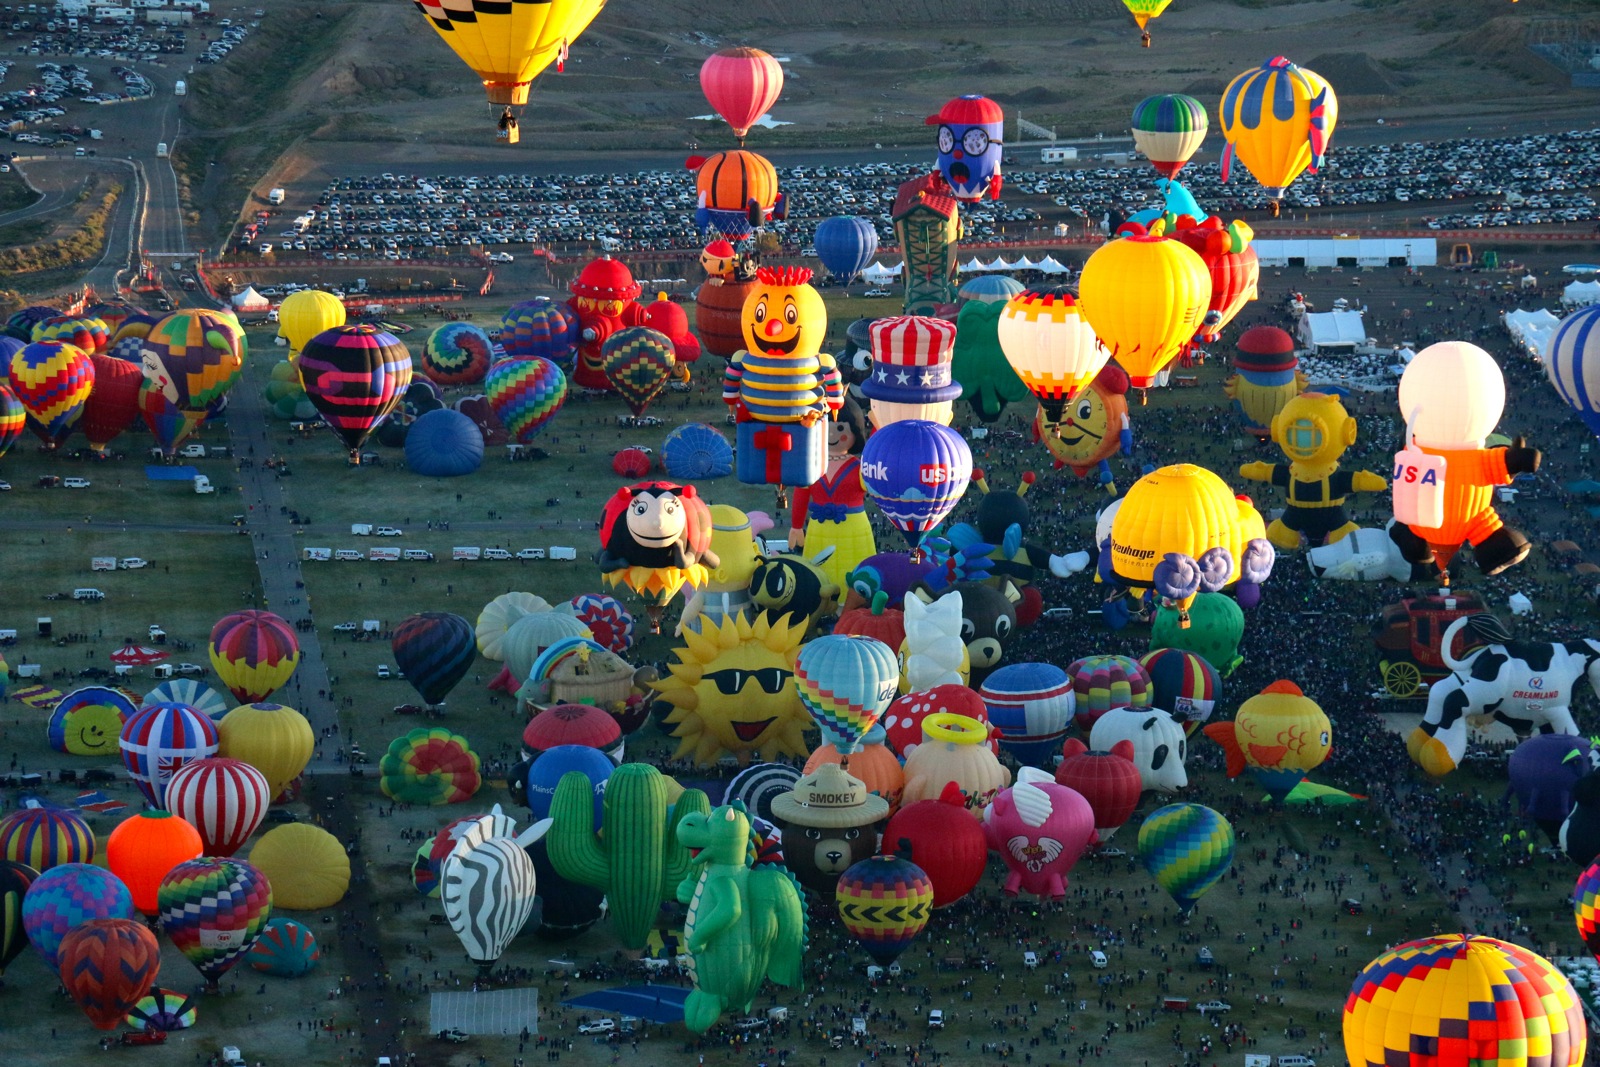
[57,918,160,1031]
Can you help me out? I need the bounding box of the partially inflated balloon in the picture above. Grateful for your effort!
[9,340,93,446]
[379,728,482,805]
[209,610,300,704]
[1138,803,1234,914]
[58,918,160,1030]
[47,685,135,756]
[837,854,932,965]
[297,325,412,460]
[158,857,273,987]
[601,326,675,417]
[392,613,477,707]
[33,314,109,354]
[486,355,567,443]
[422,322,493,386]
[276,290,346,356]
[249,824,348,910]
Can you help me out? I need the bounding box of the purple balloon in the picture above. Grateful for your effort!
[1510,733,1597,834]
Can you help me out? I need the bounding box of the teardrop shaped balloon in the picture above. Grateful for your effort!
[795,635,899,755]
[157,857,273,988]
[139,309,246,412]
[700,47,784,142]
[9,340,93,447]
[860,420,973,549]
[836,854,933,966]
[297,325,413,460]
[80,353,144,451]
[486,355,567,443]
[1138,802,1234,914]
[600,326,675,417]
[1131,94,1208,180]
[58,918,161,1030]
[391,612,477,707]
[209,610,300,704]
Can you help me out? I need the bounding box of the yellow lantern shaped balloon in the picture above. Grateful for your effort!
[1077,235,1210,395]
[1107,464,1274,624]
[996,288,1108,428]
[1219,57,1339,206]
[276,290,346,363]
[412,0,606,141]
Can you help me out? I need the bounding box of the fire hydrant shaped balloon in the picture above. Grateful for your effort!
[722,267,842,494]
[983,767,1095,901]
[568,256,646,391]
[1238,391,1387,551]
[927,95,1004,202]
[1390,342,1541,580]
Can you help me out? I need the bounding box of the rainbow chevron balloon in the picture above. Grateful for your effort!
[486,355,567,443]
[1576,861,1600,964]
[32,315,109,354]
[837,854,933,966]
[795,635,899,755]
[157,857,273,986]
[9,340,93,446]
[0,383,24,459]
[1138,802,1234,914]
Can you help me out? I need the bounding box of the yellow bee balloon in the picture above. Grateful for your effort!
[1077,235,1210,394]
[1219,57,1339,204]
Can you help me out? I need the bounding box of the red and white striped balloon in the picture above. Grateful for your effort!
[165,757,270,857]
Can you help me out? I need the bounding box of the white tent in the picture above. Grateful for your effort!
[1563,280,1600,308]
[1013,255,1039,270]
[1508,592,1533,617]
[1036,256,1070,275]
[1298,311,1367,352]
[232,286,269,312]
[959,257,988,274]
[981,257,1011,272]
[1503,308,1561,358]
[861,261,902,283]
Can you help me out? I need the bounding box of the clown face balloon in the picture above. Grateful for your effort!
[926,95,1005,202]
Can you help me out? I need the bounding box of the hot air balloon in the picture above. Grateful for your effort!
[861,420,972,551]
[979,662,1076,767]
[139,309,246,415]
[597,480,719,630]
[297,324,413,462]
[0,808,95,871]
[33,314,109,354]
[1344,935,1586,1067]
[138,379,200,457]
[691,149,783,237]
[248,916,321,977]
[78,353,142,452]
[0,334,22,381]
[601,326,676,417]
[795,634,899,757]
[165,757,271,857]
[1546,303,1600,438]
[1057,739,1143,841]
[249,824,348,910]
[501,298,579,364]
[421,322,493,386]
[1138,802,1234,914]
[1205,680,1331,802]
[862,315,961,428]
[4,305,58,342]
[1131,94,1208,179]
[1077,233,1211,392]
[405,407,484,477]
[883,782,989,907]
[700,47,783,144]
[57,918,161,1031]
[1168,215,1260,344]
[379,728,482,806]
[209,610,300,704]
[836,853,933,965]
[814,216,879,284]
[217,701,315,802]
[120,703,219,809]
[126,987,198,1032]
[984,768,1096,900]
[1577,862,1600,964]
[22,863,135,969]
[997,288,1108,426]
[412,0,604,140]
[486,355,567,444]
[661,422,733,480]
[0,383,23,460]
[1123,0,1173,45]
[1219,57,1339,211]
[1137,648,1220,733]
[927,94,1005,202]
[47,685,136,756]
[1067,654,1152,733]
[0,860,37,983]
[157,857,273,990]
[105,811,204,916]
[276,290,346,358]
[86,301,145,340]
[562,593,636,656]
[9,340,93,447]
[441,811,542,968]
[391,612,477,708]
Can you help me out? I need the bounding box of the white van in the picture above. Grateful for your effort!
[179,444,205,458]
[267,188,285,205]
[351,523,373,536]
[334,549,364,561]
[482,547,512,560]
[156,142,168,157]
[193,475,214,494]
[402,549,435,562]
[1023,951,1039,970]
[1090,950,1108,969]
[368,547,400,562]
[452,547,481,561]
[63,477,91,489]
[302,547,332,562]
[516,548,546,560]
[118,558,148,570]
[1275,1059,1316,1067]
[548,546,578,561]
[73,588,105,601]
[91,557,117,572]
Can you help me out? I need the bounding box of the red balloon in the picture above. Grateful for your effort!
[611,447,652,479]
[881,684,992,760]
[58,918,161,1030]
[882,782,987,908]
[1057,738,1144,841]
[699,47,784,142]
[165,757,271,857]
[80,353,143,451]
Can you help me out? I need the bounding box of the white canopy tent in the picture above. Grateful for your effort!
[1563,280,1600,308]
[1508,592,1533,617]
[1036,256,1070,275]
[1297,311,1368,353]
[232,286,269,312]
[958,258,988,274]
[861,261,902,283]
[1503,308,1561,358]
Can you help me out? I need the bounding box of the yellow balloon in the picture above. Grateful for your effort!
[1078,236,1211,390]
[413,0,605,107]
[218,702,314,800]
[1108,463,1267,611]
[250,824,351,910]
[1219,57,1339,200]
[276,290,346,361]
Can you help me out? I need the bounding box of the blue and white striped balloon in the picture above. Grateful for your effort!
[1547,304,1600,437]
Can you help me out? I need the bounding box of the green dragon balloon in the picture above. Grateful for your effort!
[545,763,708,950]
[675,804,807,1033]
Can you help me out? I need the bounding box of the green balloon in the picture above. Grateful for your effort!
[951,300,1029,423]
[1150,593,1244,676]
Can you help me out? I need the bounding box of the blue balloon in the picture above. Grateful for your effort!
[860,419,973,549]
[814,216,879,282]
[660,422,733,480]
[1129,180,1209,228]
[979,662,1075,768]
[0,336,23,382]
[1547,303,1600,437]
[524,745,615,827]
[404,408,483,477]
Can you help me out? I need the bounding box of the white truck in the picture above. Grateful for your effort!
[91,557,117,572]
[452,547,481,561]
[548,546,578,561]
[302,547,332,561]
[173,80,186,96]
[351,524,373,536]
[193,475,214,494]
[267,187,285,205]
[368,547,400,562]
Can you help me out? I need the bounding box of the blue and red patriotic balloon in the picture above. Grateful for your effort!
[860,419,973,549]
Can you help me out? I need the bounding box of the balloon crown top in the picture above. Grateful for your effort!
[756,266,813,287]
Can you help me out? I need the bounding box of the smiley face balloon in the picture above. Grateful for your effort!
[926,95,1005,202]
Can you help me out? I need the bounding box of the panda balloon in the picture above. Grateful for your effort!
[1090,707,1188,792]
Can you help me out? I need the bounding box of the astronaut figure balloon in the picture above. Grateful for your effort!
[926,95,1004,202]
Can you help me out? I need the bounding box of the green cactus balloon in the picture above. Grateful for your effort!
[545,762,709,949]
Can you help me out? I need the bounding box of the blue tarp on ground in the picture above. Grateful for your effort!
[144,465,199,481]
[562,984,690,1024]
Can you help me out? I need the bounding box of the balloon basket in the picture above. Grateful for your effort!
[644,604,664,634]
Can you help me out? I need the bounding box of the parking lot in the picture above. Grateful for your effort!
[244,125,1600,265]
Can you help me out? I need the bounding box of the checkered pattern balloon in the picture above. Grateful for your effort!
[601,326,676,417]
[1576,862,1600,964]
[140,310,246,410]
[836,854,933,966]
[157,857,273,985]
[1137,802,1234,913]
[32,315,109,354]
[21,862,135,968]
[486,355,567,443]
[1344,934,1586,1067]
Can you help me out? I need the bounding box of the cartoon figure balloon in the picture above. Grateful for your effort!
[984,768,1095,900]
[598,481,719,631]
[926,95,1004,202]
[1204,681,1331,802]
[1239,392,1387,550]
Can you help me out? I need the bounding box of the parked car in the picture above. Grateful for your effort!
[436,1028,469,1043]
[1195,1001,1232,1014]
[577,1019,616,1035]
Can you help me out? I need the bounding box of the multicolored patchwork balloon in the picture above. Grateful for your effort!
[1576,861,1600,965]
[209,610,300,704]
[119,702,220,808]
[1344,935,1585,1067]
[32,314,109,354]
[1067,654,1152,733]
[379,728,482,805]
[501,298,578,363]
[5,305,60,342]
[421,322,493,386]
[139,310,246,411]
[297,324,413,460]
[563,593,635,655]
[795,634,899,755]
[22,863,136,968]
[9,340,94,446]
[601,326,676,417]
[57,918,160,1031]
[247,916,321,977]
[157,857,273,987]
[138,378,204,457]
[1138,802,1234,914]
[0,382,23,459]
[836,854,933,966]
[485,355,567,443]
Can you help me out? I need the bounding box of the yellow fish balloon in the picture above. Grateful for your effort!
[1203,680,1329,802]
[1219,57,1338,206]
